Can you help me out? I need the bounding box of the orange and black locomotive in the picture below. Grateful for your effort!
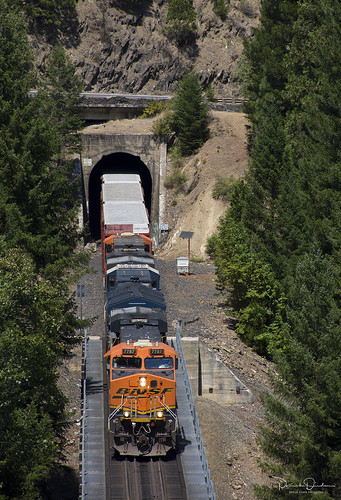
[101,173,179,456]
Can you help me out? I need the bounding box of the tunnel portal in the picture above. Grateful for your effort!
[88,152,152,240]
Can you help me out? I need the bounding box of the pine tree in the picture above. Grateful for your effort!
[276,0,341,268]
[0,18,86,277]
[242,0,299,127]
[165,0,196,46]
[0,7,86,496]
[11,0,77,28]
[256,246,341,497]
[0,239,78,497]
[172,71,209,156]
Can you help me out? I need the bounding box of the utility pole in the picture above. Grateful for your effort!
[77,283,85,320]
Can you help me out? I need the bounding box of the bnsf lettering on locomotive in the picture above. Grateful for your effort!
[127,388,147,395]
[115,388,130,395]
[115,387,173,396]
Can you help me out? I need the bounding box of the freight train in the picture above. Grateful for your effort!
[102,173,179,456]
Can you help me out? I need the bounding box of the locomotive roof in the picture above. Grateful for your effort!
[120,324,163,344]
[109,308,167,334]
[104,340,178,358]
[106,283,166,311]
[106,264,159,276]
[112,236,146,250]
[106,253,155,269]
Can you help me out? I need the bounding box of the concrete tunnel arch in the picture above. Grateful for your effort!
[88,152,153,240]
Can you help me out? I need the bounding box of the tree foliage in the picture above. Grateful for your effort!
[172,71,210,156]
[0,5,87,497]
[0,240,80,497]
[209,0,341,493]
[257,247,341,497]
[0,27,86,278]
[10,0,78,28]
[165,0,197,46]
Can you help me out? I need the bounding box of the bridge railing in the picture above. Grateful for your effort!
[174,321,216,500]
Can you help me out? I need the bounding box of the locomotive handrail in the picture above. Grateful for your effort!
[156,396,178,422]
[108,394,178,422]
[108,396,129,429]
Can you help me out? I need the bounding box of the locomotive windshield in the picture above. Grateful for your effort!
[144,357,173,369]
[113,356,142,369]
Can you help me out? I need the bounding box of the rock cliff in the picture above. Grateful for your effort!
[31,0,260,98]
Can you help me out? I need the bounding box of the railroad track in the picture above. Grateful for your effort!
[110,455,186,500]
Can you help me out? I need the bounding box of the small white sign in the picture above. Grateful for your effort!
[83,158,92,167]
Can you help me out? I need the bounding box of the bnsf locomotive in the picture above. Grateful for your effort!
[101,173,179,456]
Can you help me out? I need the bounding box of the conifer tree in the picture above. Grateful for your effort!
[256,246,341,497]
[172,71,209,156]
[0,6,85,496]
[276,0,341,269]
[0,14,86,277]
[165,0,196,46]
[11,0,77,28]
[0,238,78,497]
[242,0,298,128]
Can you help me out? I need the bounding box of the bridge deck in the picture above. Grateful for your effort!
[81,335,107,499]
[173,336,214,500]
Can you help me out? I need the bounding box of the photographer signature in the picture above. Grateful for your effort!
[275,477,335,492]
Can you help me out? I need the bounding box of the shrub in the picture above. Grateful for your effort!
[212,175,234,200]
[140,101,166,119]
[165,0,196,46]
[164,168,187,191]
[212,0,228,20]
[152,110,174,142]
[238,0,256,18]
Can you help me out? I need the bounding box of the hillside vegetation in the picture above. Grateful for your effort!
[208,1,341,496]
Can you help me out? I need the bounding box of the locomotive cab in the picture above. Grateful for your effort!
[104,339,179,456]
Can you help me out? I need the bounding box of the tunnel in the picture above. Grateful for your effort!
[88,152,153,240]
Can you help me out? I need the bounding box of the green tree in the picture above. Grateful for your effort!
[212,0,228,20]
[208,214,285,356]
[172,71,209,156]
[256,246,341,497]
[0,7,86,496]
[242,0,298,128]
[11,0,77,28]
[0,17,86,278]
[0,241,79,497]
[165,0,197,46]
[276,0,341,270]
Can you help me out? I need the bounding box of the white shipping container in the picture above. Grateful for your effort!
[102,174,141,184]
[102,182,143,202]
[102,174,144,202]
[103,201,149,226]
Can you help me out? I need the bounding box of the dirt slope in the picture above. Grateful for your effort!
[157,110,249,259]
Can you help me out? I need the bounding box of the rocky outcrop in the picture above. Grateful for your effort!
[31,0,259,98]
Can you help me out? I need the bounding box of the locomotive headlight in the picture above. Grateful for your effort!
[156,411,163,418]
[123,410,130,418]
[139,377,147,387]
